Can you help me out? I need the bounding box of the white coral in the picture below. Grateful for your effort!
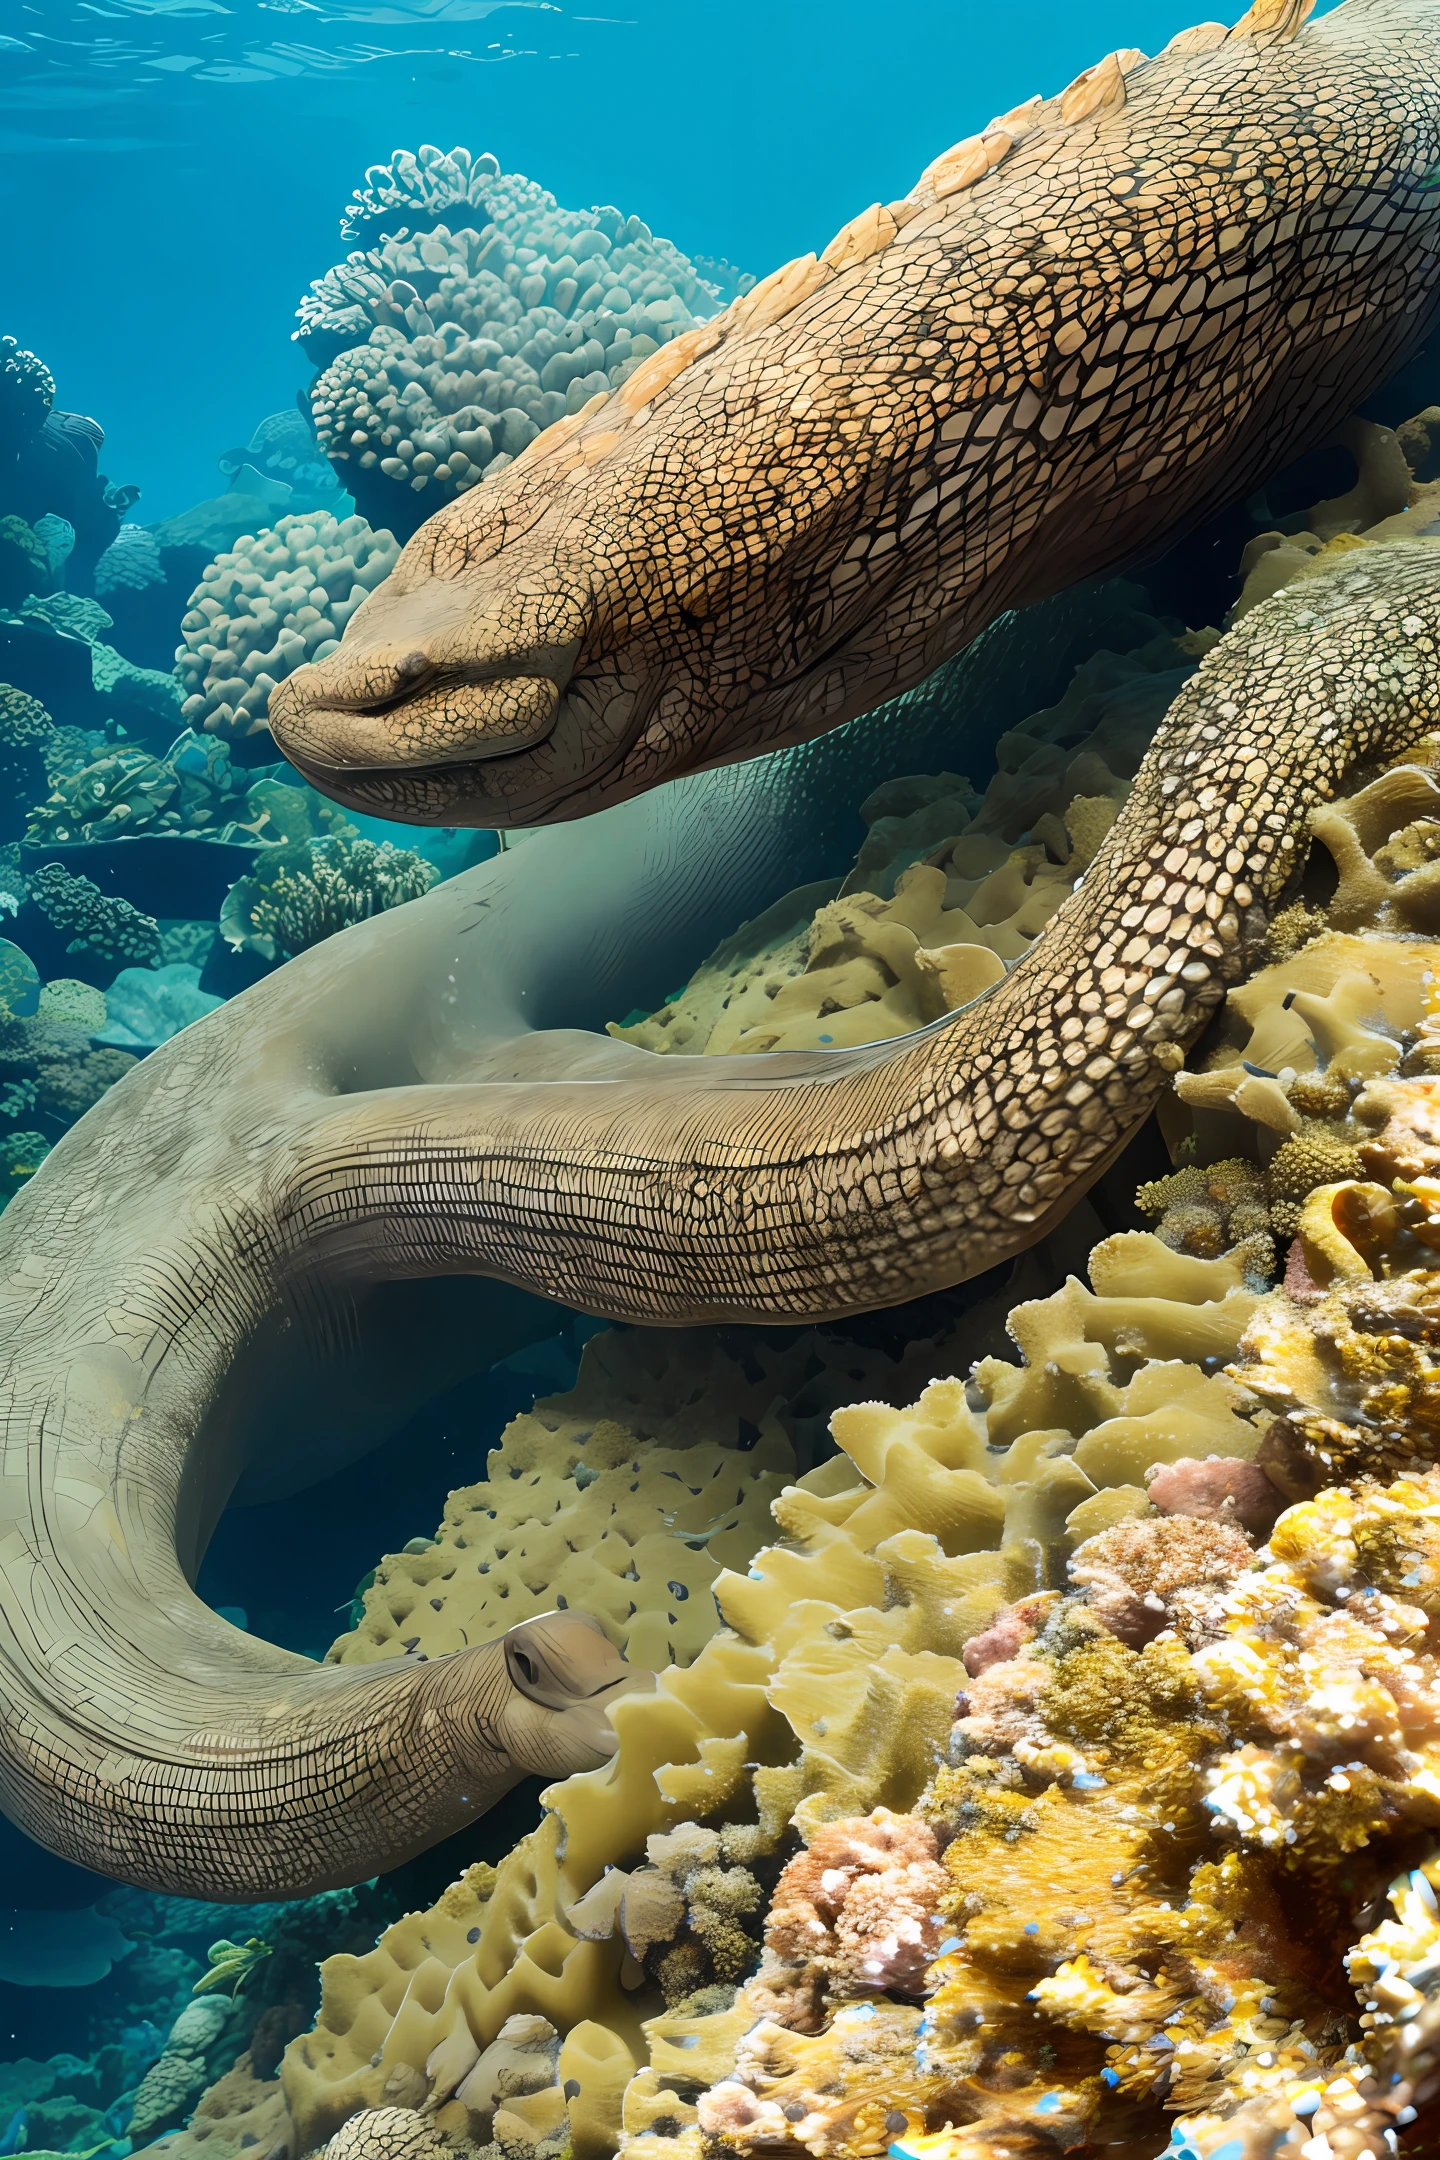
[174,511,399,741]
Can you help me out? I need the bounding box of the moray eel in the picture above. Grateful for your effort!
[271,0,1440,829]
[0,640,1049,1901]
[4,543,1439,1897]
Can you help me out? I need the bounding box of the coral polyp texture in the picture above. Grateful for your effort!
[175,513,400,743]
[301,153,729,534]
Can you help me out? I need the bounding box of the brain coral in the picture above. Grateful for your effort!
[175,513,400,742]
[302,155,730,534]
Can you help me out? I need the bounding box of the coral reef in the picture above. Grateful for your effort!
[0,682,55,840]
[0,1126,49,1207]
[0,337,55,439]
[274,1226,1273,2154]
[28,862,160,973]
[94,523,186,672]
[218,834,436,962]
[1,585,182,740]
[175,514,400,743]
[217,410,342,512]
[302,154,729,533]
[234,445,1440,2160]
[130,2000,241,2145]
[0,336,128,591]
[329,1325,799,1678]
[36,386,1440,2159]
[0,515,48,611]
[336,145,502,252]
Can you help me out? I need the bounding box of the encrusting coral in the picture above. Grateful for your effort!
[301,153,733,534]
[330,1327,801,1679]
[28,863,160,972]
[175,513,401,743]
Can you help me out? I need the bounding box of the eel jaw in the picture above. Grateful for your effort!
[266,546,591,786]
[498,1610,656,1773]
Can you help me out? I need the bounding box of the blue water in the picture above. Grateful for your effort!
[0,0,1213,516]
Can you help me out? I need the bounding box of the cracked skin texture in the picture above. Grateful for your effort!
[272,0,1440,830]
[5,539,1440,1899]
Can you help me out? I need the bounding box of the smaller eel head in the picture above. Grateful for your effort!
[493,1610,655,1775]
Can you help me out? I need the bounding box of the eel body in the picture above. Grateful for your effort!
[271,0,1440,828]
[0,656,1040,1900]
[3,544,1439,1894]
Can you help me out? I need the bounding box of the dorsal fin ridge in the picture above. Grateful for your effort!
[1228,0,1317,43]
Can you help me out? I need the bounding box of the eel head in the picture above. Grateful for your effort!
[491,1609,655,1775]
[267,521,598,827]
[267,283,888,827]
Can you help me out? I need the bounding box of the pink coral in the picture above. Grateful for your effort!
[1147,1456,1284,1537]
[746,1809,947,2032]
[961,1592,1058,1676]
[1070,1515,1255,1648]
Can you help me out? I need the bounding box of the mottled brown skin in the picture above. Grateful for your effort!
[272,0,1440,829]
[268,545,1440,1320]
[4,542,1438,1898]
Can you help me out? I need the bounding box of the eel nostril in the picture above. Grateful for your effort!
[395,649,431,681]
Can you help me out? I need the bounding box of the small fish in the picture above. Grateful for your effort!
[0,2106,28,2157]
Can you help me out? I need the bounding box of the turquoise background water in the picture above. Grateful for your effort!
[1,0,1220,517]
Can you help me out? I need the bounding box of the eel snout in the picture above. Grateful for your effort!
[269,532,592,809]
[497,1610,657,1774]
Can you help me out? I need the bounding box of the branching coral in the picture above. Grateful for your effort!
[0,337,55,439]
[175,514,400,743]
[337,144,500,251]
[303,156,726,533]
[741,1811,947,2032]
[218,835,436,963]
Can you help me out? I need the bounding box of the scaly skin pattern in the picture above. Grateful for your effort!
[3,545,1438,1896]
[267,545,1440,1325]
[271,0,1440,830]
[0,698,1002,1901]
